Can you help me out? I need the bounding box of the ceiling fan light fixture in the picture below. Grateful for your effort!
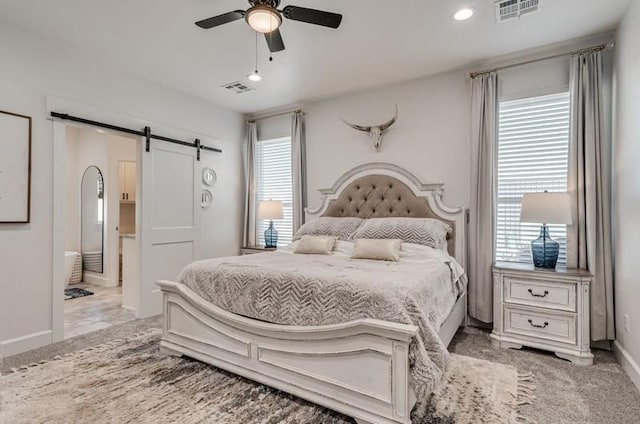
[246,5,282,33]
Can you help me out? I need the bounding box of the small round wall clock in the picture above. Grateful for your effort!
[202,167,217,186]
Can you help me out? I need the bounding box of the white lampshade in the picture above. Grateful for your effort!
[520,192,572,225]
[258,200,283,220]
[245,6,282,33]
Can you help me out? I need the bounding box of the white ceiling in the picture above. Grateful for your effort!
[0,0,631,113]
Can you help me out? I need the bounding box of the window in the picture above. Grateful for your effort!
[256,136,293,246]
[496,91,570,264]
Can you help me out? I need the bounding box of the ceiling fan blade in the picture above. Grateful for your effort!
[264,29,285,52]
[282,5,342,29]
[195,10,245,29]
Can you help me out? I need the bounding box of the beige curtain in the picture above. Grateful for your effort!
[291,111,307,232]
[567,51,615,341]
[469,72,499,323]
[243,121,258,247]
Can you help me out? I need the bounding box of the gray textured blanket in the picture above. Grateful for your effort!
[178,241,466,419]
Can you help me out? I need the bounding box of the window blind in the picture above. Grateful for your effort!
[256,137,293,246]
[496,91,570,264]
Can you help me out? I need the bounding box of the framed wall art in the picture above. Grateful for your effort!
[0,110,32,223]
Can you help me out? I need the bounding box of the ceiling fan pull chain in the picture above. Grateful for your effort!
[269,18,274,61]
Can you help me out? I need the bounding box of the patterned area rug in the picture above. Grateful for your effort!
[0,330,535,423]
[64,287,94,300]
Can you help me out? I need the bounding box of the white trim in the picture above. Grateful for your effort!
[499,84,571,103]
[613,341,640,392]
[83,271,115,287]
[0,330,52,357]
[51,120,66,343]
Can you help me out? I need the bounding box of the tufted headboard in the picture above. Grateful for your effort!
[305,163,467,268]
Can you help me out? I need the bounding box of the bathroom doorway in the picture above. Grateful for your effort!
[62,125,139,339]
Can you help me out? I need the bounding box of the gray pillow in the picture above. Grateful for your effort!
[351,218,451,250]
[293,217,364,241]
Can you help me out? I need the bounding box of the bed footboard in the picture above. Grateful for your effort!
[158,280,418,424]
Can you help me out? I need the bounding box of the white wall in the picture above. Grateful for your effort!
[301,52,591,213]
[257,114,291,141]
[613,1,640,389]
[0,22,244,356]
[304,70,471,210]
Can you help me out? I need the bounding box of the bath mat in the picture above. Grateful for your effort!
[0,330,536,423]
[64,287,94,300]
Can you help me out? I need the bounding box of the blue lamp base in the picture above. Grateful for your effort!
[264,220,279,248]
[531,225,560,269]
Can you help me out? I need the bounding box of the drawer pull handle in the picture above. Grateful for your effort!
[528,319,549,329]
[528,289,549,298]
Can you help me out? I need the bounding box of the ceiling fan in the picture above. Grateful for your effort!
[195,0,343,53]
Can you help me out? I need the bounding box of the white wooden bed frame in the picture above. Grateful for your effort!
[159,163,468,424]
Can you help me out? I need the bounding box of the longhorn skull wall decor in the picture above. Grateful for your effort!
[341,104,399,152]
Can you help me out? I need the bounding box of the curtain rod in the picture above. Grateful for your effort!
[247,109,304,123]
[469,42,611,79]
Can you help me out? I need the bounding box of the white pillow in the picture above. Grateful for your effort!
[293,217,364,241]
[351,239,402,262]
[351,218,451,250]
[294,235,337,255]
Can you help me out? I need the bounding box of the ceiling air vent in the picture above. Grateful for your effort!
[495,0,539,22]
[222,81,254,94]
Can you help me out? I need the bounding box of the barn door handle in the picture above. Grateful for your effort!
[527,319,549,329]
[528,289,549,298]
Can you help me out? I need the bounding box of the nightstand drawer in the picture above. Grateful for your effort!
[504,277,576,312]
[504,307,576,345]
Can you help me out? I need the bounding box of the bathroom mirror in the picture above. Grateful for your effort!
[81,166,104,274]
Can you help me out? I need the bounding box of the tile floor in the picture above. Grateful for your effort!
[64,283,136,339]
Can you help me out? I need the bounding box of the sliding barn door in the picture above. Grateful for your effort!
[138,140,201,318]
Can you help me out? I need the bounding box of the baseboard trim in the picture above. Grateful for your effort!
[83,272,117,287]
[0,330,52,357]
[613,340,640,391]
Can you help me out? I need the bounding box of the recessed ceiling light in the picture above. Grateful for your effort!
[96,129,105,134]
[248,71,262,82]
[454,7,474,21]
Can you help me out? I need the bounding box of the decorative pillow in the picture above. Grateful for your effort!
[351,239,402,262]
[294,235,337,255]
[292,217,364,241]
[351,218,451,250]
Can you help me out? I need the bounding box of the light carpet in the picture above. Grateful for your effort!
[0,329,534,424]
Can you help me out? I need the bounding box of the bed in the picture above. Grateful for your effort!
[158,163,468,424]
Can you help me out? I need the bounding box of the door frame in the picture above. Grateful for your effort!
[50,97,211,342]
[52,122,142,342]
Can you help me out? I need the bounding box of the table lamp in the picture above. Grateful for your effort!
[520,192,572,269]
[258,200,283,248]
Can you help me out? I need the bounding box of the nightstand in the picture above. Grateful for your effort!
[491,262,594,365]
[241,246,277,255]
